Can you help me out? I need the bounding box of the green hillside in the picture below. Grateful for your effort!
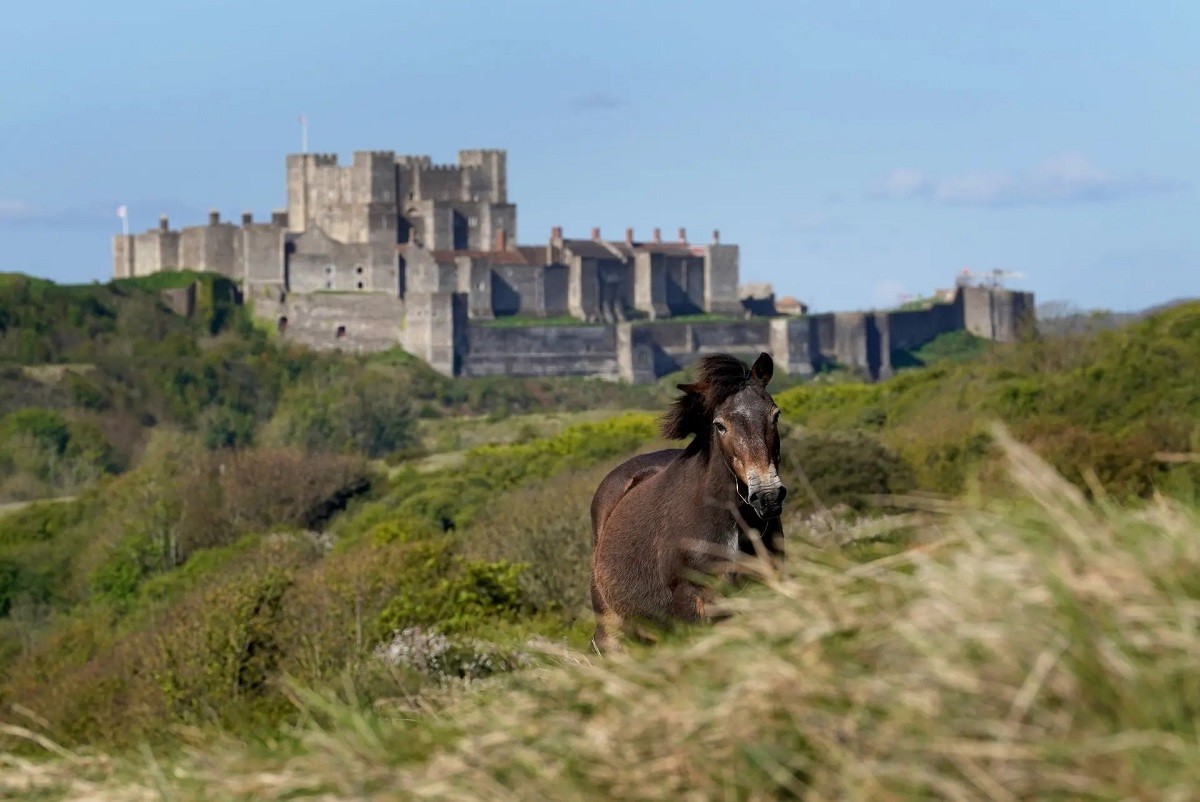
[0,277,1197,799]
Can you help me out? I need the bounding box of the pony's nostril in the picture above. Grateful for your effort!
[777,486,788,503]
[748,491,760,503]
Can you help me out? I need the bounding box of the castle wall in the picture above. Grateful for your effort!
[458,149,507,202]
[481,203,517,250]
[617,323,656,383]
[703,244,740,314]
[568,257,600,321]
[769,317,815,377]
[242,224,286,285]
[543,264,569,317]
[883,301,963,352]
[663,255,705,315]
[413,165,465,202]
[462,323,619,379]
[456,257,494,319]
[633,253,669,318]
[268,291,405,354]
[625,319,774,378]
[132,230,180,275]
[112,237,134,279]
[960,286,1034,342]
[832,312,870,370]
[490,264,543,317]
[179,227,204,271]
[402,292,467,376]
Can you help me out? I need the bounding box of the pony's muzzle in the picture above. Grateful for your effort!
[748,483,787,518]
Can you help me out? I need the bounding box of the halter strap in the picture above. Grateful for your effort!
[725,458,751,506]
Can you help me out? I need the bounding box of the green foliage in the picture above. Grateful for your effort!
[379,413,657,535]
[265,373,418,458]
[783,430,916,511]
[460,464,611,617]
[891,329,990,369]
[775,301,1200,498]
[0,407,119,500]
[376,556,528,636]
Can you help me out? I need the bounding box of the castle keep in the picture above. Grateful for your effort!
[113,147,1034,381]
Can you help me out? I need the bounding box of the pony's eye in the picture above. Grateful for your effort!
[714,421,727,435]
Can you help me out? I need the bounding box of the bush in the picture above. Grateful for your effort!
[460,464,610,617]
[265,375,419,459]
[783,430,916,511]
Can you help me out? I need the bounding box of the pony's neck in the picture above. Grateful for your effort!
[686,435,740,517]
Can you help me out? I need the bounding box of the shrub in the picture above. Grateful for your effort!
[783,430,916,511]
[460,464,610,617]
[265,375,418,458]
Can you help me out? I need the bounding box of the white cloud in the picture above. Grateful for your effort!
[873,152,1180,207]
[570,90,629,111]
[0,200,39,220]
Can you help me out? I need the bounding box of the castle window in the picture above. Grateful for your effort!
[335,325,346,339]
[355,265,364,274]
[277,316,288,333]
[356,281,364,290]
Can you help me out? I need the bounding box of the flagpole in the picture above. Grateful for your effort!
[300,115,308,154]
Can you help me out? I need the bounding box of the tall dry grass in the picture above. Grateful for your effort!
[4,426,1200,800]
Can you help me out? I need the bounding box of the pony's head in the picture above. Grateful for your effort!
[661,352,787,519]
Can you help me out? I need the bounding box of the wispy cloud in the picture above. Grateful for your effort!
[0,199,116,228]
[569,90,629,111]
[0,198,206,230]
[0,200,40,221]
[872,152,1182,207]
[795,211,853,234]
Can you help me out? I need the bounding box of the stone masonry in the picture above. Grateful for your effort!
[112,146,1035,382]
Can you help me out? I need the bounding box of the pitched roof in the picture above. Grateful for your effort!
[562,239,625,260]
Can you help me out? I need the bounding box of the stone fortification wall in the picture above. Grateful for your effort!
[259,292,405,354]
[462,324,619,379]
[703,242,740,314]
[960,286,1034,342]
[627,319,774,378]
[769,317,815,377]
[242,224,286,285]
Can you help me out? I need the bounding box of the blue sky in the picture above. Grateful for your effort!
[1,0,1196,312]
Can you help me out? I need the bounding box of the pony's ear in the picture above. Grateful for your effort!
[676,382,702,396]
[750,352,774,387]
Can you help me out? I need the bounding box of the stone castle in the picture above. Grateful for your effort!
[113,147,1034,381]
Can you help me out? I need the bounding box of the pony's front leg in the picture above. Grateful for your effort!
[671,581,713,623]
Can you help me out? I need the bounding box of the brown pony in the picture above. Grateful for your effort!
[589,351,787,653]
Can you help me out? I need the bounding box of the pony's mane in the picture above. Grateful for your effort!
[659,353,752,440]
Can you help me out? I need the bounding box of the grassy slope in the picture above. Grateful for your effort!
[1,291,1199,797]
[6,434,1200,800]
[774,300,1200,498]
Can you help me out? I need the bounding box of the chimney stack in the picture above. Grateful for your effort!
[678,227,687,243]
[495,227,507,251]
[712,228,720,245]
[625,227,634,244]
[241,211,253,226]
[652,227,661,244]
[159,214,169,232]
[208,209,220,226]
[550,225,563,243]
[591,226,601,240]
